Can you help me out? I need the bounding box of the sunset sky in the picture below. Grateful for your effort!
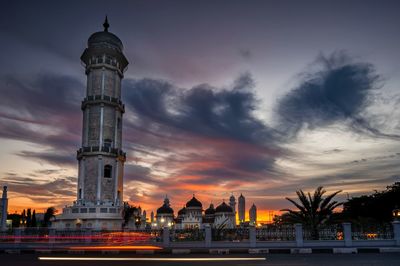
[0,0,399,221]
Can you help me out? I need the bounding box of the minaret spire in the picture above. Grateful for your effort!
[103,15,110,32]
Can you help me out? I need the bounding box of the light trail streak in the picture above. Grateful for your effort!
[39,257,267,261]
[69,245,162,250]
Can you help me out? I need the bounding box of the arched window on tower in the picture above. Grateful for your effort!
[104,164,112,178]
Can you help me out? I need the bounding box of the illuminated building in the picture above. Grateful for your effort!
[155,195,236,229]
[154,196,174,229]
[178,196,203,229]
[214,201,235,228]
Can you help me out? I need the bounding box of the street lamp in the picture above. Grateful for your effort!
[393,206,400,221]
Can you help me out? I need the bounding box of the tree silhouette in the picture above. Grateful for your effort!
[31,210,37,227]
[281,186,342,239]
[43,207,56,227]
[122,203,139,228]
[26,208,32,227]
[342,182,400,223]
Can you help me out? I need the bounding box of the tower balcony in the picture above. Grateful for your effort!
[81,95,125,113]
[77,146,126,161]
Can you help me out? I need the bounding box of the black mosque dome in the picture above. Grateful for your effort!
[215,202,233,213]
[186,196,202,208]
[157,204,174,214]
[178,207,186,215]
[205,204,215,215]
[87,16,123,51]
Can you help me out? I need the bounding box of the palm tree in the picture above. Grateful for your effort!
[281,186,342,239]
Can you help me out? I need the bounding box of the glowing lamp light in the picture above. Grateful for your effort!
[393,206,400,220]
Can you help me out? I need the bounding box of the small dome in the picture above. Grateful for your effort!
[178,207,186,215]
[186,196,202,208]
[88,31,123,51]
[205,204,215,215]
[230,194,235,200]
[157,204,174,214]
[87,17,123,51]
[215,202,233,213]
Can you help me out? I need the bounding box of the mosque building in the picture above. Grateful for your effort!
[153,195,237,229]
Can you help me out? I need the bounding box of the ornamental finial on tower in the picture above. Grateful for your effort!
[103,15,110,32]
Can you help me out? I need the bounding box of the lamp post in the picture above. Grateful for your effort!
[392,206,400,246]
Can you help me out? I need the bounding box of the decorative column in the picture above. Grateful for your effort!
[249,225,256,248]
[163,226,170,247]
[205,224,212,247]
[392,221,400,246]
[97,156,102,204]
[295,223,303,247]
[342,222,352,247]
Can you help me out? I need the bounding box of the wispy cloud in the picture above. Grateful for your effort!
[275,51,400,141]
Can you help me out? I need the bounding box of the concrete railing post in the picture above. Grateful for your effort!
[85,229,92,243]
[49,228,56,244]
[205,225,212,247]
[342,222,352,247]
[14,228,21,243]
[249,226,256,248]
[392,221,400,246]
[295,223,303,247]
[162,227,170,247]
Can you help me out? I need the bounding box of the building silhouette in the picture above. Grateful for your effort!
[238,193,245,224]
[229,194,236,226]
[249,203,257,226]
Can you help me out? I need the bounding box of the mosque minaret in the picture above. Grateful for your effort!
[54,17,129,229]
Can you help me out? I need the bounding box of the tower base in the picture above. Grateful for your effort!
[52,203,124,230]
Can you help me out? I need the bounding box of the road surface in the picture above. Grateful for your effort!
[0,253,399,266]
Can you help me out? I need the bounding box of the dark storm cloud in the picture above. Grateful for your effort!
[124,164,153,183]
[123,73,277,146]
[275,52,400,141]
[0,73,83,120]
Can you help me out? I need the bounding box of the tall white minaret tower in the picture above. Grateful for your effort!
[54,17,129,230]
[77,16,129,206]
